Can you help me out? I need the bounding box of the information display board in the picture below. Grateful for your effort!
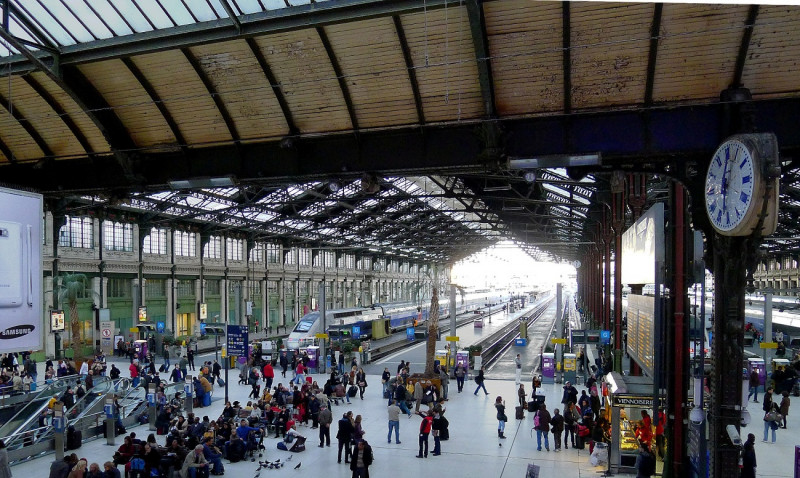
[227,325,249,357]
[621,203,664,286]
[627,294,656,377]
[0,187,43,353]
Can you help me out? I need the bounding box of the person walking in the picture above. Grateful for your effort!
[387,400,402,444]
[741,433,757,478]
[163,346,171,369]
[514,354,522,386]
[534,403,551,451]
[187,348,195,372]
[439,367,449,400]
[551,409,564,452]
[473,367,489,396]
[748,369,760,403]
[495,397,508,439]
[356,368,367,400]
[318,404,333,447]
[337,411,355,464]
[350,440,373,478]
[780,391,791,429]
[454,363,466,393]
[381,368,391,398]
[416,410,433,458]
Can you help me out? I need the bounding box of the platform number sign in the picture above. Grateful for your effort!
[352,325,361,338]
[600,330,611,345]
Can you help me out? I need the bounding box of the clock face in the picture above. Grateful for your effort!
[705,139,757,232]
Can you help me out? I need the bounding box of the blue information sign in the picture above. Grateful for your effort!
[600,330,611,345]
[406,327,415,341]
[352,325,361,337]
[156,321,165,333]
[227,325,249,357]
[200,323,207,335]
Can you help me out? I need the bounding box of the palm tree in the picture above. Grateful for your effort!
[425,287,440,376]
[56,273,92,346]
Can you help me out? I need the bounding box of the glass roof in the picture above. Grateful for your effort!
[0,0,332,57]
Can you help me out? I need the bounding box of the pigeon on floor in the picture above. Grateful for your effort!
[294,462,301,469]
[286,455,292,461]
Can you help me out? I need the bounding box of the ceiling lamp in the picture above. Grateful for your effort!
[508,153,601,169]
[168,176,236,190]
[329,181,341,193]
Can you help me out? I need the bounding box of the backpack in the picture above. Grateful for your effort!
[130,457,145,471]
[76,385,86,398]
[534,411,541,428]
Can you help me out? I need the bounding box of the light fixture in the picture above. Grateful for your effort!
[523,171,537,183]
[168,176,236,190]
[483,185,512,192]
[508,153,601,170]
[502,205,524,211]
[329,181,341,193]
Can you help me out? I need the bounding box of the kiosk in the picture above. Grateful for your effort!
[306,346,320,373]
[605,372,666,474]
[541,353,555,384]
[133,340,148,359]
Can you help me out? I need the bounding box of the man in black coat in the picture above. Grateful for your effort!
[336,411,355,464]
[350,440,373,478]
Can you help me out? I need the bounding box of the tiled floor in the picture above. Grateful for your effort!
[9,372,795,477]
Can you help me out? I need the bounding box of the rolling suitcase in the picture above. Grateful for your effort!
[515,406,525,420]
[527,400,537,413]
[348,385,358,398]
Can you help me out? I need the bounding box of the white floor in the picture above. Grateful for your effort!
[10,374,796,478]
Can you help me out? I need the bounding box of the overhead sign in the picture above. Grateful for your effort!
[130,327,139,333]
[138,306,147,322]
[352,325,361,337]
[406,327,415,341]
[551,338,567,344]
[445,336,460,342]
[0,187,44,353]
[621,202,665,285]
[51,310,65,332]
[156,321,165,333]
[315,333,329,339]
[760,342,778,349]
[227,325,248,357]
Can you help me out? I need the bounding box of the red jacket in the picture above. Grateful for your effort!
[263,363,274,378]
[129,363,138,378]
[419,415,433,434]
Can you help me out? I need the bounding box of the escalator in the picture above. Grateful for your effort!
[0,375,81,440]
[1,375,116,450]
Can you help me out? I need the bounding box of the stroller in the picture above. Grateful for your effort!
[246,430,265,459]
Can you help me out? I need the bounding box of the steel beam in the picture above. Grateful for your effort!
[245,37,297,135]
[732,5,759,88]
[219,0,243,32]
[0,136,13,163]
[644,3,663,106]
[22,75,94,156]
[0,0,462,76]
[0,25,137,180]
[0,87,54,158]
[393,16,425,124]
[465,0,495,118]
[562,1,572,114]
[316,26,358,131]
[121,58,187,153]
[181,48,240,142]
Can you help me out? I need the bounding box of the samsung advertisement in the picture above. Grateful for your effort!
[0,187,44,352]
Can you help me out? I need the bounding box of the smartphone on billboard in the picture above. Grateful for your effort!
[0,221,24,307]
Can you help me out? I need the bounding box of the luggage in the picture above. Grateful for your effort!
[575,434,586,450]
[277,441,289,451]
[527,400,538,413]
[66,427,82,450]
[217,378,225,387]
[348,385,358,398]
[159,364,167,373]
[515,406,525,420]
[202,393,211,407]
[383,389,391,399]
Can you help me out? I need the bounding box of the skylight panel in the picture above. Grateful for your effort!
[134,0,177,28]
[82,0,133,36]
[108,0,156,33]
[184,0,220,21]
[232,0,266,15]
[159,0,197,26]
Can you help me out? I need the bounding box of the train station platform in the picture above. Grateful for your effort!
[10,368,795,478]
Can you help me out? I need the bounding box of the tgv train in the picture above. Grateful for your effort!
[286,290,509,350]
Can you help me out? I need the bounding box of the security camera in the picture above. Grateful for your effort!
[689,407,705,426]
[726,424,741,446]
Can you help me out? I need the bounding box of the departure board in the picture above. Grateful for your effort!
[627,294,655,377]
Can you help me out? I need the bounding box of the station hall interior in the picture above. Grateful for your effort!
[2,1,800,477]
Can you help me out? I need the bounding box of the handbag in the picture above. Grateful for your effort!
[502,414,508,422]
[765,410,780,422]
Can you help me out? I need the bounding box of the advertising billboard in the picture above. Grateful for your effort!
[51,310,65,332]
[0,187,43,352]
